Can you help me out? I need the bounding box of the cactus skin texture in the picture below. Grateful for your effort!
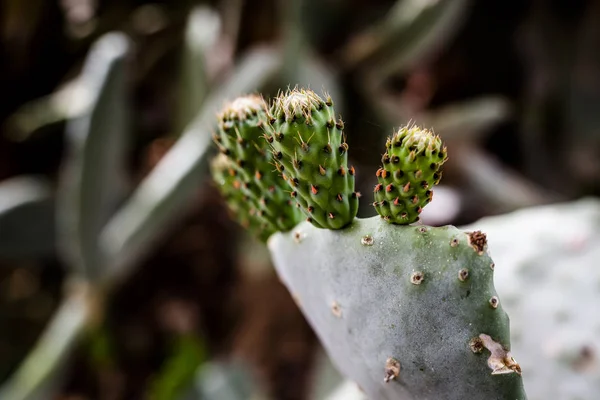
[264,88,359,229]
[212,95,302,239]
[374,125,447,224]
[210,154,270,240]
[465,199,600,400]
[268,217,526,400]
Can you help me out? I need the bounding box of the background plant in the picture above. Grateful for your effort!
[1,1,599,399]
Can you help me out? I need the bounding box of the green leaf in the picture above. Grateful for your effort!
[99,47,282,283]
[175,6,221,135]
[179,360,264,400]
[0,176,55,260]
[345,0,470,81]
[57,32,131,279]
[148,334,207,400]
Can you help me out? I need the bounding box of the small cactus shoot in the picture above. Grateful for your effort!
[264,88,360,229]
[374,125,448,224]
[211,95,302,240]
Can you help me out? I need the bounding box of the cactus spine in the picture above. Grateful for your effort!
[263,89,360,229]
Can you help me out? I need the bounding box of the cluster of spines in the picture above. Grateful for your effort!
[262,88,360,229]
[373,124,447,224]
[211,95,302,240]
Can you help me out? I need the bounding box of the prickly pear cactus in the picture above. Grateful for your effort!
[465,198,600,400]
[210,90,526,399]
[210,154,267,240]
[373,125,447,224]
[269,218,526,400]
[212,95,302,239]
[263,88,359,229]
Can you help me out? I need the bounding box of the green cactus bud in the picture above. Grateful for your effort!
[264,88,359,229]
[373,124,447,224]
[268,216,526,399]
[210,153,272,241]
[212,95,303,240]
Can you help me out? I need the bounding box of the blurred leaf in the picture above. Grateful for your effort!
[344,0,470,81]
[180,360,265,400]
[308,349,345,400]
[4,79,85,143]
[0,285,91,400]
[454,144,562,213]
[418,97,512,141]
[99,46,282,284]
[324,380,366,400]
[0,176,55,259]
[57,32,131,279]
[175,6,222,134]
[149,334,207,400]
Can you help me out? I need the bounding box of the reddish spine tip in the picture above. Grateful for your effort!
[385,184,394,192]
[311,185,319,195]
[374,184,383,193]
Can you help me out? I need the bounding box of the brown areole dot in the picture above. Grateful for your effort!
[331,301,342,318]
[410,271,424,285]
[489,296,499,309]
[468,230,487,255]
[384,358,401,383]
[469,337,484,353]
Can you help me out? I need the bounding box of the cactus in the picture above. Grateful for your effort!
[269,219,525,399]
[464,198,600,400]
[373,125,447,224]
[210,89,526,399]
[210,154,267,240]
[263,88,360,229]
[212,94,303,240]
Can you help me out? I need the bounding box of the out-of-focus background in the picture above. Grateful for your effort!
[0,0,599,399]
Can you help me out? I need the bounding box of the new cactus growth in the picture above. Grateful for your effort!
[210,154,268,240]
[212,95,302,240]
[209,88,526,399]
[374,125,448,224]
[263,88,360,229]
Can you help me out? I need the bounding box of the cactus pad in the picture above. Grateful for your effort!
[264,88,359,229]
[374,125,447,224]
[210,154,270,240]
[268,216,526,400]
[212,95,302,239]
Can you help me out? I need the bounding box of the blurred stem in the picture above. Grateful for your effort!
[220,0,245,50]
[454,143,562,212]
[280,0,304,84]
[0,282,95,400]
